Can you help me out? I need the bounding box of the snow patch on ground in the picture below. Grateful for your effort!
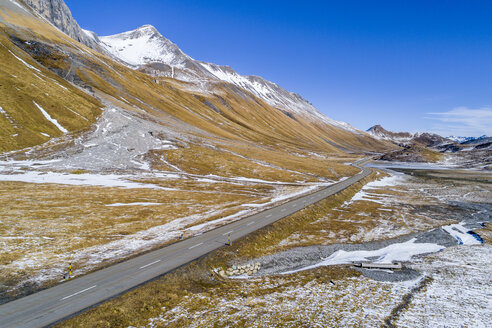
[345,173,404,205]
[396,244,492,328]
[0,165,323,294]
[282,238,444,274]
[64,106,88,121]
[0,106,16,127]
[50,79,68,91]
[0,169,173,190]
[241,203,269,208]
[269,184,323,203]
[144,275,419,328]
[442,222,483,245]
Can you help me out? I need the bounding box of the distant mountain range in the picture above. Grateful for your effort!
[366,125,491,167]
[366,125,452,147]
[447,135,491,144]
[367,125,490,147]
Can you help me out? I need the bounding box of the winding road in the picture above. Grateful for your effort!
[0,160,372,328]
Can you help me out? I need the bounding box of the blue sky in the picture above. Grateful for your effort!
[66,0,492,137]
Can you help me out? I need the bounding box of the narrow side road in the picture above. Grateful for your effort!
[0,160,372,328]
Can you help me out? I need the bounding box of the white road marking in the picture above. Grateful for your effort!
[266,214,272,218]
[139,260,161,269]
[189,242,203,250]
[61,285,96,301]
[247,221,255,226]
[223,230,234,236]
[280,208,286,212]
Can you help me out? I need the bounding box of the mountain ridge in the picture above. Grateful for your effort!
[447,135,490,144]
[98,24,360,131]
[8,0,366,134]
[367,124,452,147]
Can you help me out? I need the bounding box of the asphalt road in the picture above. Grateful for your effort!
[0,160,372,328]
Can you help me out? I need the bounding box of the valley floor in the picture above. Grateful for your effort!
[57,167,492,328]
[0,102,363,302]
[0,162,335,301]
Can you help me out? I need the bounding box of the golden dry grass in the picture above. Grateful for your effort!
[0,32,102,152]
[56,172,379,328]
[420,146,444,162]
[0,178,277,297]
[153,143,310,182]
[0,180,270,252]
[222,143,359,180]
[57,245,361,328]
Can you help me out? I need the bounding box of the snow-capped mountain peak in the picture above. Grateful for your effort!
[100,25,191,68]
[98,25,361,133]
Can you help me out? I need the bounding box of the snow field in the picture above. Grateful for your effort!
[442,222,483,245]
[395,244,492,328]
[282,238,445,275]
[344,173,405,206]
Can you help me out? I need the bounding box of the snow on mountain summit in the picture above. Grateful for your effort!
[100,25,192,68]
[99,25,361,133]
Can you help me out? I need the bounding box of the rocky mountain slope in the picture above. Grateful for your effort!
[367,125,451,147]
[22,0,103,51]
[367,125,491,167]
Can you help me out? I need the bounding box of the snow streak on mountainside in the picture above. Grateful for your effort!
[99,25,361,132]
